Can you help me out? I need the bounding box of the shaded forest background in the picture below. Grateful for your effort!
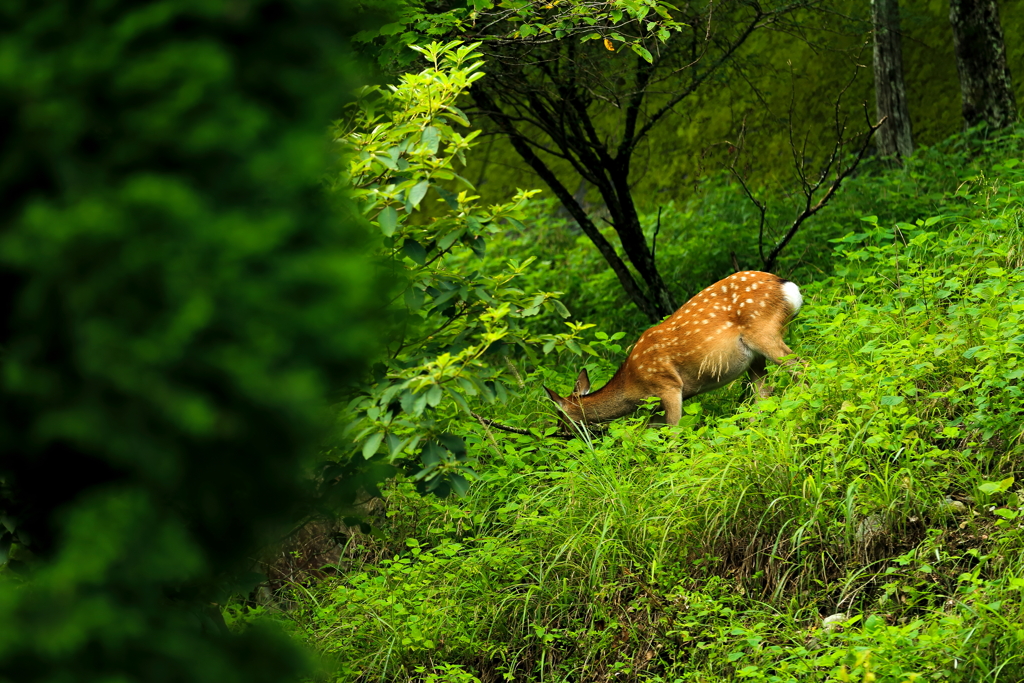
[466,1,1024,209]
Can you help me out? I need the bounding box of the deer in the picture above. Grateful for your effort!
[544,271,804,426]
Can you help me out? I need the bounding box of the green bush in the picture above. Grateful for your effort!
[0,1,386,681]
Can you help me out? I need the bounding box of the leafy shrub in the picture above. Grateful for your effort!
[331,41,585,495]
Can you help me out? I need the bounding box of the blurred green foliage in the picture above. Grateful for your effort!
[0,0,388,680]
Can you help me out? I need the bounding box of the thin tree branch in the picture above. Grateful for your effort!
[651,206,663,267]
[630,8,768,148]
[762,113,885,272]
[471,412,533,436]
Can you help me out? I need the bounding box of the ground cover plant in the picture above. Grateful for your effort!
[249,130,1024,682]
[484,128,1014,335]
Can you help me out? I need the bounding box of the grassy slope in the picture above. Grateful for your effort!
[287,133,1024,682]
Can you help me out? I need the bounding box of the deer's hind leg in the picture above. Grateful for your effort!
[741,322,801,368]
[746,354,773,399]
[742,326,803,397]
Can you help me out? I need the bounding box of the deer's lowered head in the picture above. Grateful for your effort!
[544,271,804,426]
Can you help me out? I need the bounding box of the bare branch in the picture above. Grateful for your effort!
[724,119,768,266]
[729,163,768,266]
[762,112,885,272]
[651,206,663,267]
[471,411,533,436]
[630,7,767,150]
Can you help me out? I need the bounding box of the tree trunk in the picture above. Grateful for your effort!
[472,84,678,323]
[606,166,677,318]
[469,88,668,323]
[949,0,1018,130]
[871,0,914,160]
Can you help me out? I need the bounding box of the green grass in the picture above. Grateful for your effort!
[236,130,1024,682]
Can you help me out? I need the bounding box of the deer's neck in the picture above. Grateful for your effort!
[575,367,646,423]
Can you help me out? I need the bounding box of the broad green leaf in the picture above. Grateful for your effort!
[449,390,472,413]
[420,441,445,466]
[403,238,427,265]
[452,172,476,189]
[405,286,425,311]
[979,477,1014,495]
[466,215,484,234]
[437,433,466,456]
[431,288,460,310]
[631,43,653,63]
[362,432,384,459]
[408,180,430,209]
[469,235,486,258]
[421,126,440,154]
[963,345,985,359]
[435,186,460,209]
[444,104,471,126]
[410,391,429,416]
[378,206,399,236]
[376,154,398,171]
[456,376,477,395]
[438,228,465,250]
[449,474,470,497]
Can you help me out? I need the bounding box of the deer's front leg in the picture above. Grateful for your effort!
[659,391,682,426]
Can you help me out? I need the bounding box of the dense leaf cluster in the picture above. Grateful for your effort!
[332,42,584,496]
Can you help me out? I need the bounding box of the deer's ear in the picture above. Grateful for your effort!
[574,368,591,396]
[543,386,563,404]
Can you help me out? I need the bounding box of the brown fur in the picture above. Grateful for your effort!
[544,271,802,426]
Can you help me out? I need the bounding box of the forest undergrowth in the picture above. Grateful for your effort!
[233,131,1024,682]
